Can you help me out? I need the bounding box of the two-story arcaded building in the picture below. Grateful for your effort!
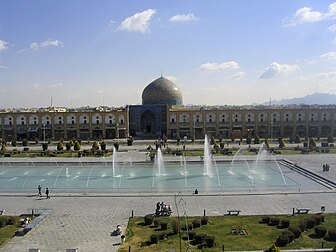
[167,105,336,140]
[0,106,128,141]
[0,76,335,141]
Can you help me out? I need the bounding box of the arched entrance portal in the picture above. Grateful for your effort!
[141,110,156,135]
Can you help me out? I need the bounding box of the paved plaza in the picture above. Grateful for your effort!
[0,142,336,252]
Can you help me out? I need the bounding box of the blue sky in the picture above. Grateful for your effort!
[1,0,336,108]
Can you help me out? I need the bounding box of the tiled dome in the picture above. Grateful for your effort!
[142,76,183,105]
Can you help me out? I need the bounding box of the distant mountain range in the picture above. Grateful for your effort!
[263,93,336,105]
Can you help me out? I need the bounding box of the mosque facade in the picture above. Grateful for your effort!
[0,76,336,141]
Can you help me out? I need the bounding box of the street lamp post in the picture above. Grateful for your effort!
[193,121,196,143]
[270,121,273,144]
[116,123,119,143]
[43,124,46,143]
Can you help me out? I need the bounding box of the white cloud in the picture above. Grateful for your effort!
[0,65,9,70]
[30,39,63,50]
[259,62,300,79]
[301,71,336,81]
[116,9,156,33]
[227,72,245,80]
[169,13,198,23]
[321,51,336,60]
[327,24,336,32]
[0,40,8,52]
[198,61,240,72]
[284,2,336,26]
[48,83,63,88]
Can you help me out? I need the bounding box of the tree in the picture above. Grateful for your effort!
[278,138,285,148]
[309,138,317,150]
[92,141,99,151]
[42,143,48,151]
[294,135,301,143]
[57,141,64,151]
[327,134,334,143]
[100,141,106,150]
[254,135,260,144]
[1,142,6,153]
[74,141,81,151]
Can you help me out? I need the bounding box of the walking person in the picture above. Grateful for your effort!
[38,185,42,196]
[45,187,50,199]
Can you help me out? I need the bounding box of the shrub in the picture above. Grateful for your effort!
[6,217,15,225]
[305,218,316,229]
[0,218,6,228]
[187,231,195,240]
[205,236,215,248]
[320,215,325,222]
[153,219,160,228]
[185,223,193,231]
[280,219,290,228]
[315,225,327,238]
[194,233,206,244]
[265,244,281,252]
[276,235,289,247]
[66,143,71,151]
[298,221,307,232]
[282,231,295,243]
[192,219,201,228]
[289,226,301,239]
[150,234,159,244]
[22,139,28,146]
[158,232,168,240]
[312,215,322,225]
[265,138,270,148]
[171,219,180,234]
[328,229,336,241]
[201,216,209,225]
[269,218,280,226]
[144,215,154,226]
[11,140,17,147]
[161,222,168,230]
[127,137,133,146]
[260,216,270,224]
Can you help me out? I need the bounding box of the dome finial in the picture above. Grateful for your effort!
[161,69,163,78]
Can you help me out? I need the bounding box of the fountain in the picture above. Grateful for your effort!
[0,140,318,193]
[112,146,118,177]
[203,135,213,177]
[254,143,286,185]
[155,148,164,176]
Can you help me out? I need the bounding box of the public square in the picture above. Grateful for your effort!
[0,141,335,252]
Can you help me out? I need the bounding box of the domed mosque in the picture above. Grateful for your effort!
[129,76,183,138]
[142,76,183,105]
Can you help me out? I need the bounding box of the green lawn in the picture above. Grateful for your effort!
[0,216,21,248]
[119,214,336,251]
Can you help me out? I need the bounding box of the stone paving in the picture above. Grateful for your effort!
[0,143,336,252]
